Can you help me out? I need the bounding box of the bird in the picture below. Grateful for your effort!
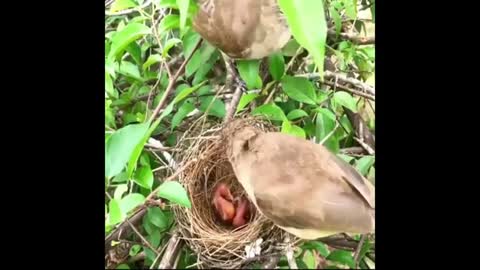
[232,196,251,228]
[226,124,375,240]
[212,182,236,223]
[192,0,291,60]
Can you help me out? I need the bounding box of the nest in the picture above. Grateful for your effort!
[172,116,284,269]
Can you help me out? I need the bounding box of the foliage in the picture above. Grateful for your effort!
[105,0,375,268]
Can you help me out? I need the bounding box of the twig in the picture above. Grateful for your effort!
[323,81,375,101]
[105,208,147,252]
[105,193,159,256]
[354,137,375,155]
[158,229,183,269]
[340,147,365,155]
[327,29,375,45]
[299,71,375,96]
[148,39,202,123]
[353,234,367,268]
[224,85,243,123]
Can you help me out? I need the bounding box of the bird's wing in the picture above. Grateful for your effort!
[244,133,374,236]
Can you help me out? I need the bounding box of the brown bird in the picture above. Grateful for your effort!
[232,196,251,228]
[212,183,236,223]
[226,125,375,240]
[193,0,291,59]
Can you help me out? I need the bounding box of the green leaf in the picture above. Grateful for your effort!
[110,0,138,12]
[333,91,357,112]
[162,38,182,58]
[303,250,316,269]
[118,61,142,81]
[144,248,156,265]
[156,181,191,208]
[326,250,355,269]
[278,0,327,78]
[114,184,129,200]
[105,122,150,178]
[281,121,306,139]
[199,96,226,118]
[236,93,258,113]
[329,5,342,36]
[108,22,150,61]
[281,76,317,105]
[172,101,195,130]
[355,156,375,176]
[186,43,216,77]
[116,264,130,270]
[129,245,142,256]
[126,42,142,66]
[158,14,180,34]
[287,109,308,120]
[193,50,220,85]
[148,230,162,248]
[120,193,145,214]
[237,60,262,89]
[343,0,357,20]
[315,108,339,153]
[112,172,129,183]
[107,199,123,226]
[134,166,154,189]
[252,103,287,121]
[147,207,169,229]
[142,54,162,70]
[268,53,285,81]
[182,30,201,58]
[177,0,190,34]
[302,241,330,257]
[337,154,355,164]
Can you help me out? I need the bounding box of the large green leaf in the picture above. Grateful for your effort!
[237,60,263,89]
[326,250,355,269]
[134,165,154,189]
[268,53,285,81]
[106,122,150,178]
[142,54,162,70]
[110,0,138,13]
[108,22,150,61]
[333,91,358,112]
[303,250,316,269]
[287,109,308,120]
[120,193,146,215]
[107,199,123,226]
[236,93,259,113]
[199,96,226,118]
[281,121,306,139]
[156,181,192,208]
[252,103,287,121]
[356,156,375,176]
[278,0,327,78]
[158,14,180,34]
[177,0,190,34]
[171,101,195,130]
[315,108,339,153]
[147,207,169,229]
[302,241,330,257]
[281,76,317,105]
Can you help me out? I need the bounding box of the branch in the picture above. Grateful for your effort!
[158,229,183,269]
[328,29,375,45]
[353,234,367,268]
[324,70,375,95]
[148,39,202,123]
[224,85,243,123]
[105,0,154,16]
[105,208,147,253]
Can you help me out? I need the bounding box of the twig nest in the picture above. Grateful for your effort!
[172,116,284,269]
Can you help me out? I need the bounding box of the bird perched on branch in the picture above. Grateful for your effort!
[193,0,291,60]
[226,125,375,240]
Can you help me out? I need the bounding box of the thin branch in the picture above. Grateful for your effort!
[353,234,367,269]
[298,71,375,96]
[224,85,243,123]
[323,81,375,101]
[148,39,202,123]
[340,147,366,155]
[105,208,147,252]
[354,137,375,155]
[158,229,183,269]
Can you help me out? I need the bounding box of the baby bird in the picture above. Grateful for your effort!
[232,196,251,228]
[212,183,236,223]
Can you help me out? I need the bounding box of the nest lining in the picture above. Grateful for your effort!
[172,116,284,269]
